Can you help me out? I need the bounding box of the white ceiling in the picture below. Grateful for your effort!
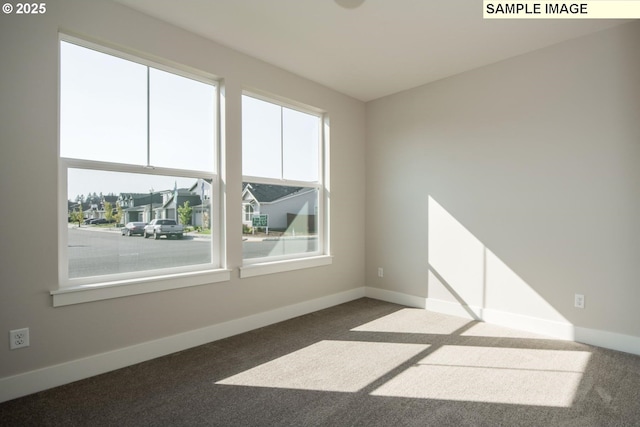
[113,0,627,102]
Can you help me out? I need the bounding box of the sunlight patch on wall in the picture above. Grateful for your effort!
[371,345,591,407]
[427,195,569,326]
[351,308,471,335]
[216,340,429,392]
[428,196,484,308]
[485,247,568,322]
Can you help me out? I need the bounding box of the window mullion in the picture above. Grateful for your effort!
[62,158,215,180]
[280,106,284,180]
[241,175,320,189]
[146,66,151,167]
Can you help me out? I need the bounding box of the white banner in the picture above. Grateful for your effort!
[483,1,640,19]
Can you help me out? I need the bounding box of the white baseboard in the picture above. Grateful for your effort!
[422,298,573,340]
[364,287,426,308]
[481,307,576,341]
[0,287,366,403]
[574,326,640,356]
[424,296,640,354]
[369,291,640,356]
[425,297,484,320]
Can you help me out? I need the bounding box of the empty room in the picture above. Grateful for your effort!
[1,0,639,425]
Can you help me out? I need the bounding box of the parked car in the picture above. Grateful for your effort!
[143,219,184,239]
[121,222,147,236]
[84,218,108,225]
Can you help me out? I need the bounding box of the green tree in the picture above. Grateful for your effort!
[178,201,193,226]
[71,203,84,227]
[104,201,114,224]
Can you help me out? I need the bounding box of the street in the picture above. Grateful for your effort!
[68,227,211,278]
[67,227,319,279]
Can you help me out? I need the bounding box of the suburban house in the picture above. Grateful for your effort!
[70,193,119,222]
[242,182,318,233]
[188,178,212,229]
[2,1,640,424]
[159,188,198,223]
[117,180,211,226]
[118,193,163,224]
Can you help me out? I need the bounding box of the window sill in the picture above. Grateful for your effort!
[51,269,231,307]
[239,255,333,278]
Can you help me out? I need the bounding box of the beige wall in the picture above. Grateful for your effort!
[366,21,640,337]
[0,0,365,379]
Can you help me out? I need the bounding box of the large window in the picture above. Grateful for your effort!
[241,94,327,266]
[58,37,224,296]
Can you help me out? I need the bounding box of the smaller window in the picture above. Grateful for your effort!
[241,94,327,266]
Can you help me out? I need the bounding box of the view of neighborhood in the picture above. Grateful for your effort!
[66,178,319,279]
[68,177,212,229]
[68,179,318,237]
[64,174,322,284]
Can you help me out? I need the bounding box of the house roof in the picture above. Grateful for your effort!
[189,178,212,193]
[120,193,164,207]
[163,194,202,209]
[102,195,118,204]
[242,182,304,203]
[120,193,150,199]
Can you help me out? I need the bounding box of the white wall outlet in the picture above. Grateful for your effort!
[574,294,585,309]
[9,328,29,350]
[378,267,384,278]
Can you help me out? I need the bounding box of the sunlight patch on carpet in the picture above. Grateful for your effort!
[371,346,591,407]
[351,308,471,335]
[461,322,560,340]
[216,340,429,392]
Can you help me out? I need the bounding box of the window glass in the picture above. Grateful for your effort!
[242,96,282,179]
[67,169,212,280]
[149,68,215,172]
[241,94,324,264]
[283,108,319,182]
[242,184,319,260]
[242,96,320,183]
[60,39,219,286]
[60,41,147,164]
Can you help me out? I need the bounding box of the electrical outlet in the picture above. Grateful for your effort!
[574,294,585,309]
[9,328,29,350]
[378,267,384,278]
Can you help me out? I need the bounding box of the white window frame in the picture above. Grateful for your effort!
[240,92,332,278]
[53,34,229,306]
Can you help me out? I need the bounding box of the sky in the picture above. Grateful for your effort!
[242,95,319,182]
[67,168,198,201]
[61,41,320,201]
[61,41,214,200]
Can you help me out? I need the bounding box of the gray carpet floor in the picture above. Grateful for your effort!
[2,298,640,426]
